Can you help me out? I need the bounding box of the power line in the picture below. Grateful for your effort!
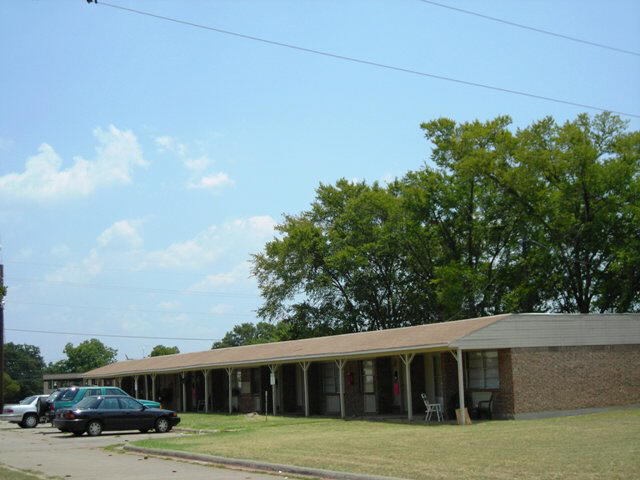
[5,300,256,318]
[7,276,260,299]
[6,327,219,342]
[4,259,236,281]
[92,1,640,119]
[417,0,640,57]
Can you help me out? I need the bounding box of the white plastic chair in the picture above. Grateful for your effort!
[420,392,443,422]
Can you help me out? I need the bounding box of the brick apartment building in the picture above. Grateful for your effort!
[83,313,640,421]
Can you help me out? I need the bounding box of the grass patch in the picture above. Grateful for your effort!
[176,411,326,431]
[0,464,63,480]
[134,409,640,479]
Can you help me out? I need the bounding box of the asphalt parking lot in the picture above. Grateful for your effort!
[0,422,281,480]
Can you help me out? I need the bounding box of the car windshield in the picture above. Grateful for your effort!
[75,397,101,410]
[46,391,61,402]
[19,396,37,405]
[60,389,79,401]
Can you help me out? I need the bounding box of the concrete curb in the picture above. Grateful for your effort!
[123,445,407,480]
[174,427,220,434]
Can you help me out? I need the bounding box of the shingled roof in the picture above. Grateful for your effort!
[84,313,508,378]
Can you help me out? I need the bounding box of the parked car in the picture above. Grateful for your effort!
[53,395,180,436]
[49,386,161,422]
[1,395,50,428]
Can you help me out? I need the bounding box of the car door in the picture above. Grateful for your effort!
[97,397,123,430]
[118,397,148,430]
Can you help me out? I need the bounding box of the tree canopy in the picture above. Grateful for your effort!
[250,113,639,340]
[3,343,46,399]
[149,345,180,357]
[45,339,117,374]
[212,322,281,349]
[3,372,21,403]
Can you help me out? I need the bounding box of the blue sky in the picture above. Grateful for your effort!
[1,0,639,363]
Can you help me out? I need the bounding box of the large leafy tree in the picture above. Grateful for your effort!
[149,345,180,357]
[490,113,639,312]
[251,113,639,338]
[45,339,117,373]
[253,180,434,333]
[3,343,46,398]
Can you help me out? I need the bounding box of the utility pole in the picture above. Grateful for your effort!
[0,264,5,411]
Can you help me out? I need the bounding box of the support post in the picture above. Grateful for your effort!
[457,348,466,426]
[335,359,346,419]
[133,375,139,399]
[225,368,233,414]
[400,353,416,421]
[181,372,187,412]
[269,364,279,416]
[298,361,311,417]
[202,369,209,413]
[144,375,148,399]
[151,374,156,402]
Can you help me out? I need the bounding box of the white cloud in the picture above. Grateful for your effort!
[183,156,211,172]
[0,125,147,201]
[188,172,234,190]
[155,135,187,157]
[191,261,252,290]
[142,215,275,269]
[97,220,144,249]
[154,134,231,188]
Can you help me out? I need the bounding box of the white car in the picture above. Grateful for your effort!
[1,395,50,428]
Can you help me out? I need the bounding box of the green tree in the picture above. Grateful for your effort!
[488,113,640,312]
[45,339,117,373]
[253,180,434,333]
[251,113,639,335]
[3,343,46,397]
[409,116,552,318]
[149,345,180,357]
[212,322,279,349]
[3,372,21,403]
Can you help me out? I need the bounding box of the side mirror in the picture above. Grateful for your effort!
[140,405,147,411]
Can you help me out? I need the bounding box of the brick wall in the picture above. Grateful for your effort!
[441,349,514,419]
[511,344,640,414]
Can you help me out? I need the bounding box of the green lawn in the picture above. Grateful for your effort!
[0,465,56,480]
[133,409,640,479]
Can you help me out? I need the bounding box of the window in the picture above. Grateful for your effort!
[322,363,339,394]
[100,398,120,410]
[76,397,101,410]
[119,397,142,410]
[240,369,252,394]
[106,388,124,395]
[87,388,101,396]
[362,360,375,394]
[61,389,79,401]
[466,351,499,389]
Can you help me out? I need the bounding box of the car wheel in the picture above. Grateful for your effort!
[18,421,27,428]
[155,417,170,433]
[86,420,103,437]
[23,414,38,428]
[139,428,150,433]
